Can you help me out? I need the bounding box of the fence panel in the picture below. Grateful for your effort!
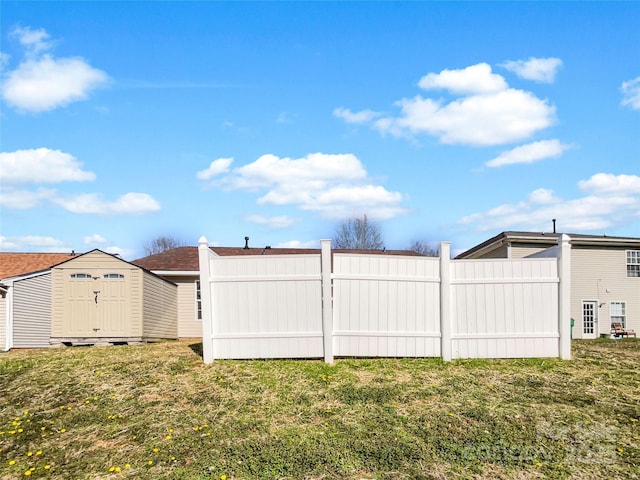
[450,258,560,358]
[332,254,441,357]
[198,235,570,363]
[208,254,324,359]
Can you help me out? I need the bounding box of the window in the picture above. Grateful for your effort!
[70,273,92,279]
[610,302,626,328]
[195,280,202,320]
[103,273,124,279]
[628,250,640,277]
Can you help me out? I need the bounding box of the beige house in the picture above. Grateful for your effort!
[456,232,640,339]
[0,250,178,350]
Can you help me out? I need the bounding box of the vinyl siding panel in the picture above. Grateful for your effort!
[53,251,141,340]
[142,272,177,339]
[571,246,640,338]
[0,294,7,350]
[162,276,201,339]
[13,273,51,348]
[510,245,551,259]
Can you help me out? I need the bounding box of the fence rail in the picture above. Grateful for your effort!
[198,236,571,363]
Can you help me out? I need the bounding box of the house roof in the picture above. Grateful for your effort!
[132,245,424,272]
[456,231,640,259]
[0,252,77,279]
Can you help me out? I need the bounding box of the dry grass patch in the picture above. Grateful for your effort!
[1,339,639,479]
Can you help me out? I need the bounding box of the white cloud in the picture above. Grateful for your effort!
[621,76,640,110]
[501,57,563,83]
[244,215,295,229]
[10,26,52,55]
[0,187,56,209]
[103,246,134,259]
[53,192,161,214]
[528,188,560,205]
[211,152,407,220]
[578,173,640,195]
[486,139,571,167]
[458,173,640,233]
[0,52,10,71]
[83,234,108,245]
[0,148,96,184]
[2,26,109,113]
[196,157,234,180]
[274,240,320,249]
[375,88,555,146]
[0,235,70,252]
[338,63,557,146]
[333,107,381,124]
[418,63,507,95]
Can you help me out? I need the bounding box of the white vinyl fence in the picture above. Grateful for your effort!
[198,235,571,363]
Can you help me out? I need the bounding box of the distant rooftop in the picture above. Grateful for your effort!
[133,245,424,272]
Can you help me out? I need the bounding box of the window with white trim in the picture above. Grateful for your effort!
[70,273,92,279]
[628,250,640,277]
[195,280,202,320]
[103,273,125,279]
[610,302,626,328]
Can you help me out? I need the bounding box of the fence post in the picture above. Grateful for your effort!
[558,234,572,360]
[440,242,452,361]
[320,239,333,364]
[198,236,214,364]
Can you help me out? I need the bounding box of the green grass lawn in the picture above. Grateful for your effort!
[1,339,638,480]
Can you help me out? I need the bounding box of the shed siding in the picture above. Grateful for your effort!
[52,251,142,339]
[142,272,178,339]
[570,246,639,338]
[162,276,201,338]
[13,274,51,348]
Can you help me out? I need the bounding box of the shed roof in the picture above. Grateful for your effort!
[0,252,77,279]
[132,245,424,272]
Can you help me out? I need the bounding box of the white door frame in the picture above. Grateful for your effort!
[582,300,599,339]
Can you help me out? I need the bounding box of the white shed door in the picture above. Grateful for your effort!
[65,271,130,337]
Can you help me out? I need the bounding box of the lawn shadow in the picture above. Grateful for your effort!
[189,342,203,359]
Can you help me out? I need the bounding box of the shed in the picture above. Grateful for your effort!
[47,250,177,346]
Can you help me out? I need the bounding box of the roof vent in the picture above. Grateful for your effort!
[244,236,250,249]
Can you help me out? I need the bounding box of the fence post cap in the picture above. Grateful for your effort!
[198,236,208,246]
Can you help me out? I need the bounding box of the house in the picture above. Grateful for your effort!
[0,250,178,350]
[1,253,76,351]
[132,243,423,340]
[455,231,640,339]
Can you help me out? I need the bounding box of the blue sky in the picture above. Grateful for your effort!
[1,1,639,259]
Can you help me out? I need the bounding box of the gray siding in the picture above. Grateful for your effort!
[13,273,51,348]
[0,294,6,350]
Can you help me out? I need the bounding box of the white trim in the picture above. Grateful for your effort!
[334,330,441,338]
[213,331,323,339]
[452,333,559,340]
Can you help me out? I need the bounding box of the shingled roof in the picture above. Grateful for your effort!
[0,252,77,279]
[132,245,424,272]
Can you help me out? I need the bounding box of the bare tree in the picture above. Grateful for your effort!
[333,214,384,249]
[143,235,185,256]
[408,240,439,257]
